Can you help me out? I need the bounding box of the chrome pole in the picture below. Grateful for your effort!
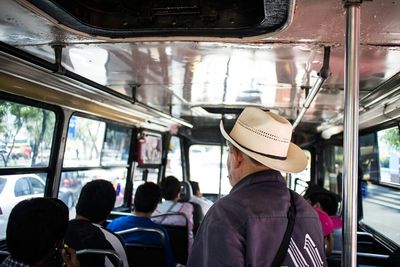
[343,2,360,267]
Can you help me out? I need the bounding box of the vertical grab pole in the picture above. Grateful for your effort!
[218,144,223,199]
[343,2,360,267]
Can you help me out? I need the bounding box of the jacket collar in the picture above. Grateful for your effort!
[230,169,286,194]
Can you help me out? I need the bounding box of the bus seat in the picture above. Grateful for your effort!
[386,248,400,267]
[190,202,204,236]
[179,181,193,202]
[179,181,204,235]
[76,249,123,267]
[0,251,10,263]
[163,224,188,265]
[332,228,342,252]
[115,227,165,267]
[153,212,189,265]
[0,249,125,266]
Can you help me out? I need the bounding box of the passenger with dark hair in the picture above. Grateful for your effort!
[304,185,341,255]
[107,182,175,267]
[189,181,213,215]
[304,185,342,228]
[1,198,79,267]
[152,176,194,250]
[64,180,128,267]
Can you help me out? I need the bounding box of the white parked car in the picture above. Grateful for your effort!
[0,174,46,240]
[0,173,77,240]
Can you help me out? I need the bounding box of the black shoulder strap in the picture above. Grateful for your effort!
[271,189,297,267]
[159,201,178,224]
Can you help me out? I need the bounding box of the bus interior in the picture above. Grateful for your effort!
[0,0,400,266]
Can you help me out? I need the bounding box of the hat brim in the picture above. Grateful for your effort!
[220,121,307,173]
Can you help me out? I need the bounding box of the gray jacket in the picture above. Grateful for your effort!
[187,170,327,267]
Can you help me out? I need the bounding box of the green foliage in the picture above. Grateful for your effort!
[380,156,390,168]
[380,128,400,151]
[0,101,55,167]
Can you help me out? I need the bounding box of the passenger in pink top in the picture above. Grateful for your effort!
[152,176,194,251]
[314,207,334,256]
[304,185,341,256]
[330,215,343,230]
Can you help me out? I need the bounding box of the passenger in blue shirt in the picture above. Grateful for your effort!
[107,182,176,267]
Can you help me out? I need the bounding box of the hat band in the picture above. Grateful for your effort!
[230,136,287,160]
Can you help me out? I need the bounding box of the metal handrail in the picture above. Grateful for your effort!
[293,46,331,129]
[115,227,166,246]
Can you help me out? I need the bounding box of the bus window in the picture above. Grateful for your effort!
[131,167,159,204]
[361,127,400,245]
[322,145,344,195]
[189,144,230,195]
[60,168,127,218]
[0,100,56,168]
[133,167,159,184]
[291,150,311,194]
[60,115,132,217]
[101,124,131,166]
[165,136,183,181]
[377,127,400,185]
[0,99,57,240]
[63,116,106,167]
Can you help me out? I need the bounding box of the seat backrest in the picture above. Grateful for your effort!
[152,212,189,265]
[179,181,204,235]
[190,201,204,236]
[0,251,10,263]
[162,224,188,265]
[115,227,166,267]
[179,181,193,202]
[76,249,123,267]
[125,244,164,267]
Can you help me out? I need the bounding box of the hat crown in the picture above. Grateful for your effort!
[230,107,292,158]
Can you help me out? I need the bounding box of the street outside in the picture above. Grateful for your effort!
[362,183,400,245]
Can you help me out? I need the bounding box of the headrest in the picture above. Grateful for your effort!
[179,181,193,202]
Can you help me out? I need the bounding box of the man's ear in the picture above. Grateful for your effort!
[231,147,244,168]
[313,202,322,209]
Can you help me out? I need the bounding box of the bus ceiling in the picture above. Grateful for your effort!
[0,0,400,143]
[19,0,295,38]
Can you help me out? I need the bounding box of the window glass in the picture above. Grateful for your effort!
[0,178,5,194]
[63,116,106,167]
[360,132,380,182]
[59,168,127,218]
[0,100,56,168]
[361,127,400,245]
[133,166,159,184]
[165,136,183,180]
[14,178,30,196]
[29,177,45,194]
[332,146,344,194]
[0,173,46,240]
[377,127,400,185]
[101,124,131,166]
[189,145,230,195]
[292,150,311,194]
[322,145,343,195]
[131,167,158,205]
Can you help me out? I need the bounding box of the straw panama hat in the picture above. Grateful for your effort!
[220,107,307,173]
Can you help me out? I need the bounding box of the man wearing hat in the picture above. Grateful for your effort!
[187,107,327,267]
